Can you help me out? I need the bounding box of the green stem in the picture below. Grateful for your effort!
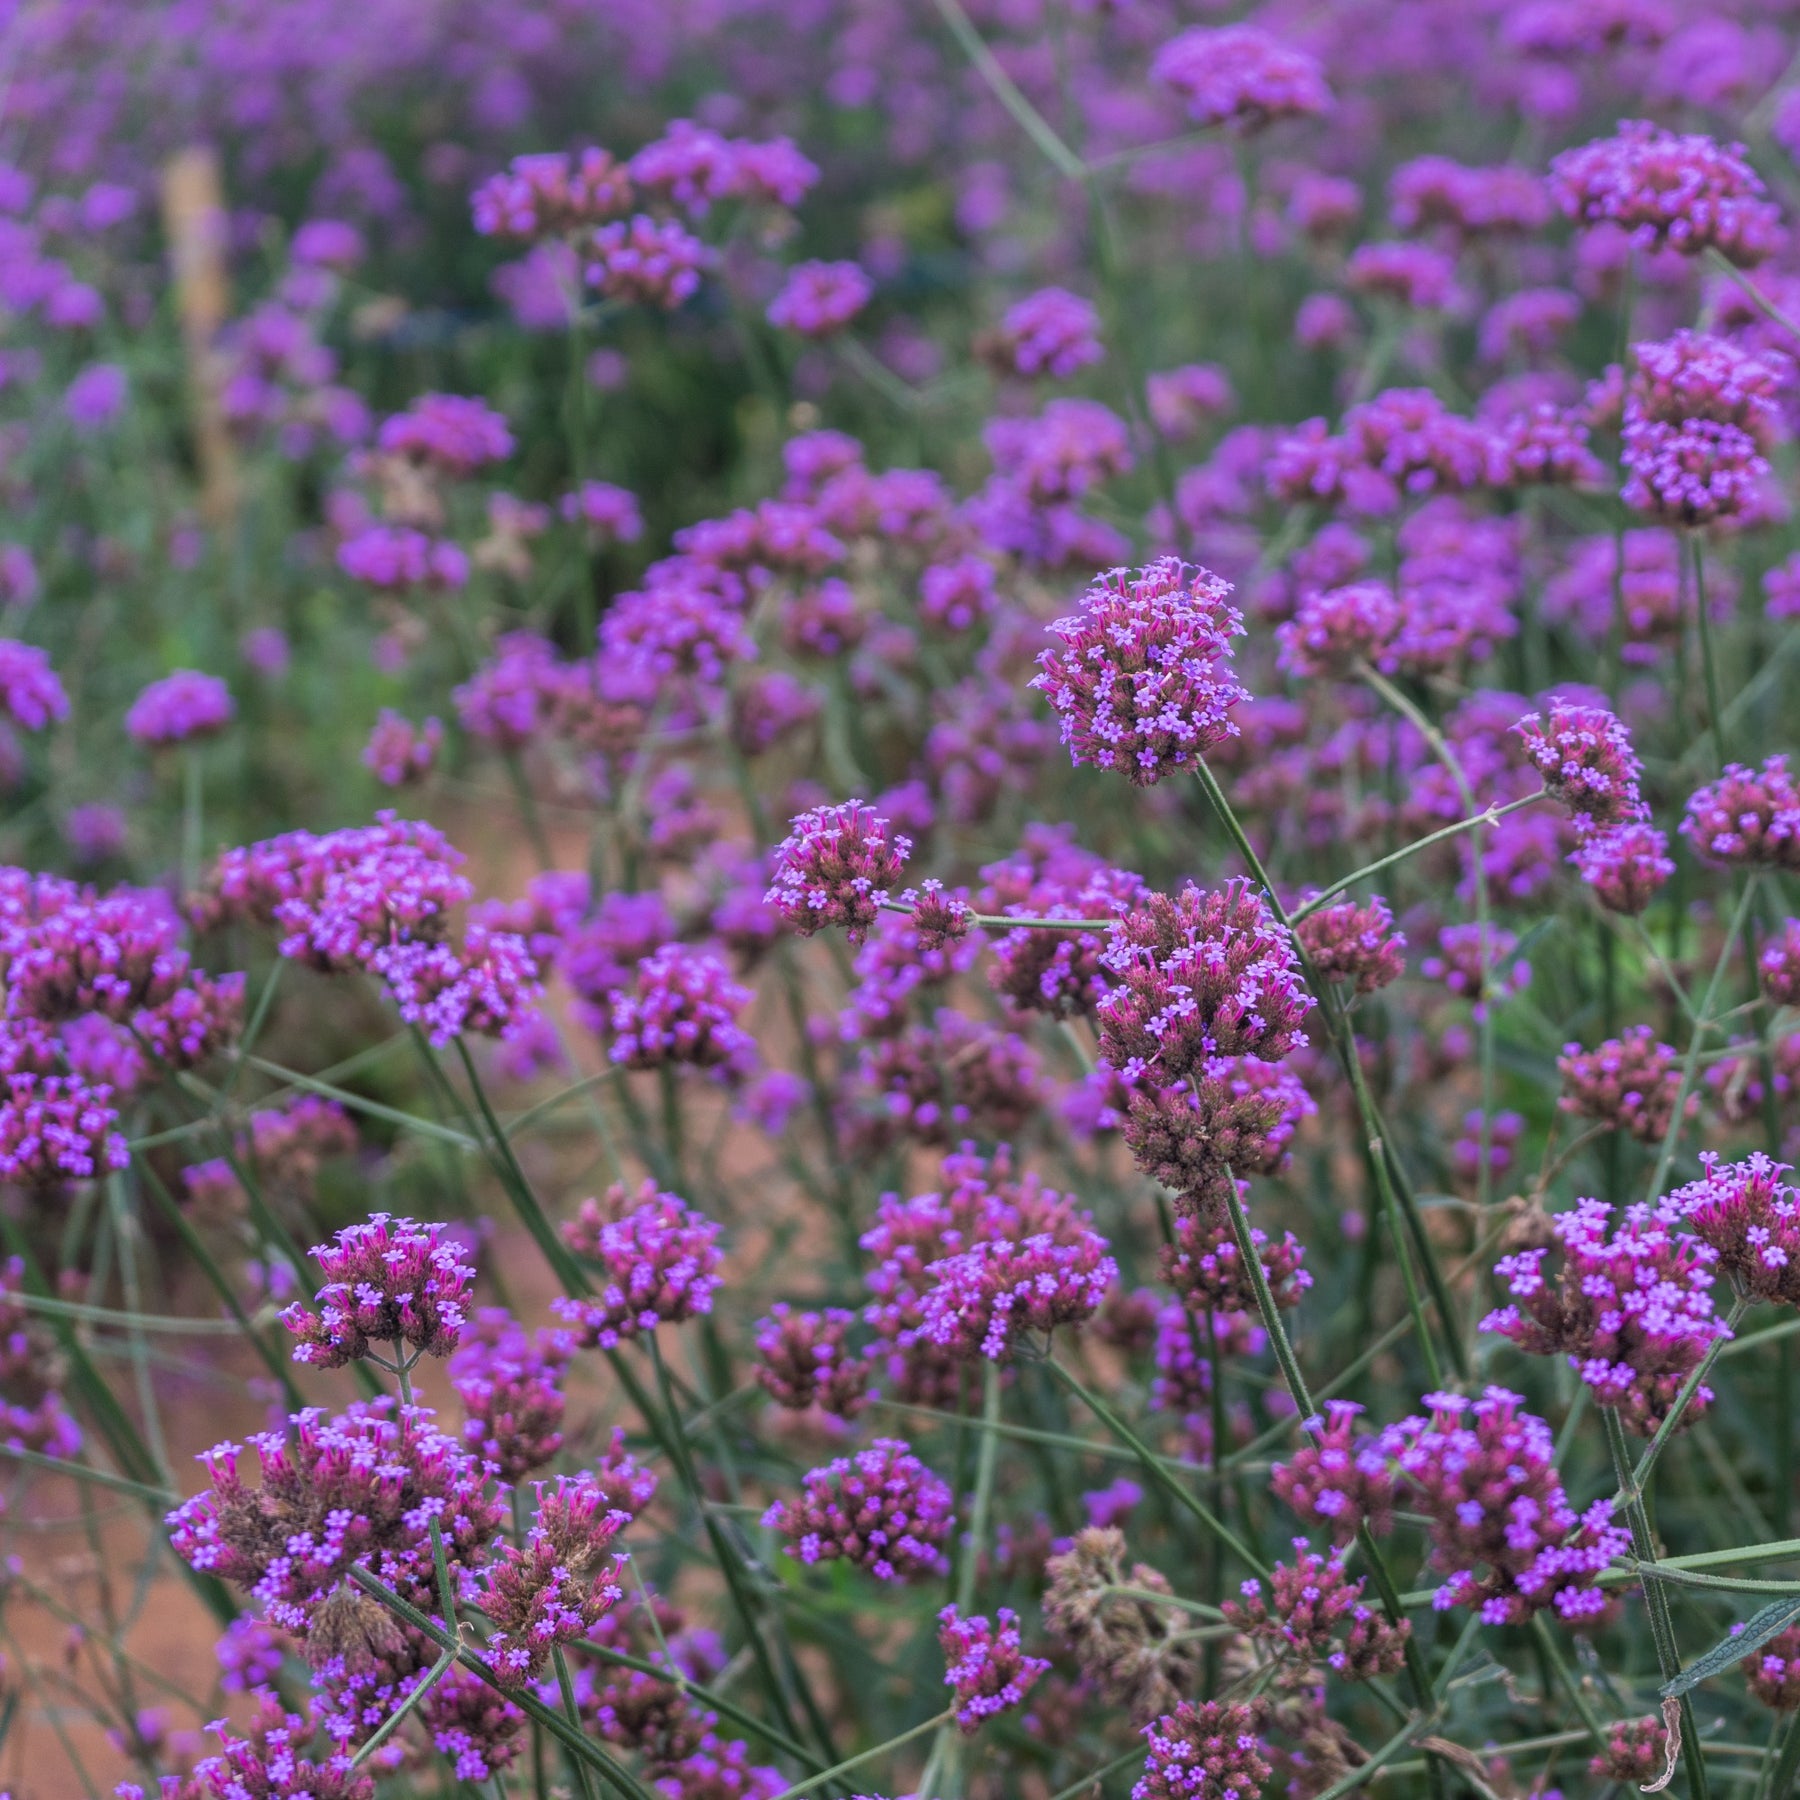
[766,1711,953,1800]
[1047,1356,1268,1578]
[1603,1406,1710,1800]
[1620,1295,1749,1510]
[554,1646,601,1800]
[1691,531,1731,771]
[351,1640,460,1769]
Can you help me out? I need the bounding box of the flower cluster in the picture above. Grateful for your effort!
[1135,1699,1273,1800]
[753,1305,871,1416]
[937,1606,1049,1732]
[1032,560,1247,786]
[1485,1198,1730,1434]
[1381,1390,1630,1625]
[1557,1027,1686,1144]
[280,1213,476,1369]
[766,800,911,944]
[762,1437,953,1582]
[555,1182,724,1350]
[1672,1153,1800,1310]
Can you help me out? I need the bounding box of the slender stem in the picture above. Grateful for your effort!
[1763,1711,1800,1800]
[1312,1712,1437,1800]
[1645,877,1759,1201]
[1195,756,1470,1380]
[1691,530,1731,770]
[767,1711,953,1800]
[959,1361,1002,1614]
[554,1646,601,1800]
[1603,1406,1711,1800]
[180,745,203,895]
[1528,1614,1607,1748]
[1047,1356,1268,1578]
[926,0,1086,180]
[1290,793,1540,921]
[351,1641,460,1769]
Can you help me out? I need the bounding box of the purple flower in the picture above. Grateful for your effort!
[1558,1027,1686,1144]
[586,215,712,309]
[453,632,563,750]
[561,479,643,543]
[362,710,442,786]
[1150,25,1331,132]
[1763,917,1800,1005]
[337,525,469,592]
[1590,1714,1670,1784]
[1551,119,1783,266]
[1295,895,1406,993]
[1223,1542,1408,1678]
[1378,1387,1629,1623]
[1158,1184,1311,1316]
[0,641,65,733]
[766,800,911,945]
[1512,698,1645,825]
[916,1227,1117,1361]
[995,287,1104,379]
[1345,241,1463,311]
[1146,364,1234,440]
[1569,820,1673,913]
[377,393,513,476]
[1124,1059,1316,1200]
[449,1309,573,1481]
[1682,755,1800,868]
[215,1614,285,1695]
[1671,1152,1800,1310]
[1484,1200,1730,1435]
[482,1474,629,1684]
[1096,879,1312,1085]
[64,361,126,430]
[1745,1627,1800,1711]
[125,670,234,746]
[938,1607,1049,1732]
[1421,922,1529,1014]
[59,804,124,866]
[1271,1401,1393,1543]
[766,260,872,337]
[607,944,753,1075]
[193,1698,374,1800]
[918,556,997,635]
[1134,1699,1273,1800]
[753,1305,871,1416]
[1275,580,1403,678]
[762,1437,953,1583]
[166,1400,506,1633]
[984,853,1144,1021]
[471,149,635,241]
[280,1213,476,1369]
[1389,156,1549,238]
[0,1255,81,1457]
[1032,559,1247,786]
[554,1181,724,1349]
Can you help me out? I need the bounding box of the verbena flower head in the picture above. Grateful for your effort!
[1512,699,1646,825]
[1746,1627,1800,1711]
[377,393,513,476]
[1590,1714,1669,1784]
[1275,581,1403,678]
[607,944,753,1076]
[280,1213,476,1369]
[1123,1058,1315,1199]
[1420,921,1529,1014]
[1134,1699,1272,1800]
[1550,120,1783,266]
[1295,895,1406,993]
[1682,756,1800,868]
[1223,1542,1409,1683]
[995,287,1104,380]
[766,800,911,945]
[766,260,872,337]
[1378,1387,1629,1623]
[1032,559,1247,787]
[938,1606,1049,1733]
[167,1399,505,1634]
[126,671,234,746]
[1484,1198,1728,1435]
[753,1305,871,1416]
[1390,156,1549,238]
[0,641,66,732]
[1570,820,1673,913]
[1150,26,1331,132]
[362,710,442,787]
[0,1254,81,1457]
[193,1697,375,1800]
[1557,1026,1685,1144]
[0,1070,128,1185]
[449,1310,573,1481]
[1096,879,1311,1084]
[586,215,712,309]
[762,1437,953,1582]
[482,1473,630,1684]
[337,525,469,592]
[1158,1186,1311,1316]
[471,149,634,241]
[1761,917,1800,1005]
[915,1227,1117,1361]
[985,860,1144,1021]
[1271,1401,1393,1543]
[1671,1152,1800,1310]
[555,1182,724,1350]
[1344,241,1462,311]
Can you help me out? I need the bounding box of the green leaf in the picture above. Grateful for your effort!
[1660,1595,1800,1700]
